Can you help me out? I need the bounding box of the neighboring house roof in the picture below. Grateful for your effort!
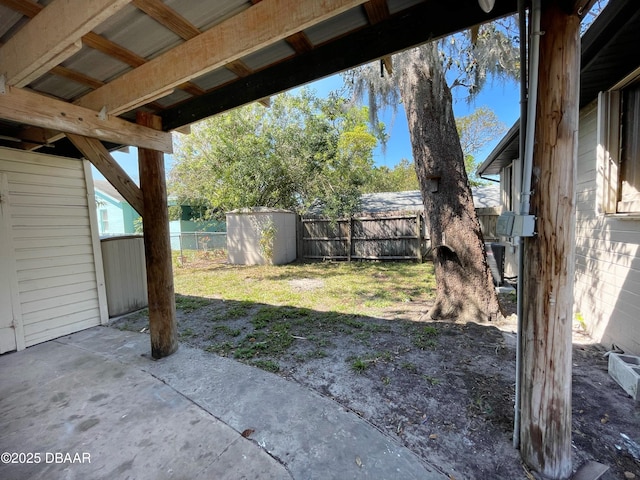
[311,186,500,215]
[94,179,126,204]
[478,0,640,176]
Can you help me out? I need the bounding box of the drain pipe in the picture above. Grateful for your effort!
[513,0,541,449]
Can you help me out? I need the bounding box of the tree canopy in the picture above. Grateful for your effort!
[169,90,380,219]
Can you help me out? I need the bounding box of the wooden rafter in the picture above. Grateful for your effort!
[74,0,370,116]
[225,59,254,78]
[82,32,147,68]
[0,0,41,18]
[0,0,201,101]
[0,0,131,87]
[0,85,173,153]
[363,0,390,25]
[132,0,201,40]
[286,31,314,54]
[51,66,105,90]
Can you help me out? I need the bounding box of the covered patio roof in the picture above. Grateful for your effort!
[0,0,518,156]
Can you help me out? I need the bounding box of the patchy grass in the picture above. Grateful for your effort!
[176,294,211,313]
[173,260,435,316]
[117,261,437,375]
[411,325,439,350]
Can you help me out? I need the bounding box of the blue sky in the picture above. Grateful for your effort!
[98,71,520,184]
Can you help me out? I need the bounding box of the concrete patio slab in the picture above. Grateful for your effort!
[0,326,447,479]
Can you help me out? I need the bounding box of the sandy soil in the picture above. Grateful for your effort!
[111,287,640,479]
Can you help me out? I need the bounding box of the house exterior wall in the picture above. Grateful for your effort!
[497,102,640,354]
[94,190,137,236]
[573,101,640,354]
[0,147,106,350]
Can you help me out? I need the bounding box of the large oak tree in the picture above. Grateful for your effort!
[347,23,518,322]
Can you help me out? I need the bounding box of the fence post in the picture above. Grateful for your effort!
[347,217,353,262]
[415,212,422,263]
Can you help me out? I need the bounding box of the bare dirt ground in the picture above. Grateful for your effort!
[111,279,640,479]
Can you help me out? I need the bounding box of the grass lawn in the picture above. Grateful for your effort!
[173,256,436,316]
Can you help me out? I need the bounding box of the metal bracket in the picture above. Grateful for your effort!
[98,105,108,121]
[0,75,6,94]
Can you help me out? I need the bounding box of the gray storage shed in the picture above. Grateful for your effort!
[226,208,297,265]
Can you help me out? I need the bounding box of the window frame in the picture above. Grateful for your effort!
[598,74,640,215]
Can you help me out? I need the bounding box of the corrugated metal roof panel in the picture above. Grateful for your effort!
[0,6,22,43]
[92,4,183,60]
[61,47,131,84]
[304,8,368,46]
[154,89,193,108]
[191,68,238,91]
[29,74,92,102]
[167,0,252,32]
[242,41,296,71]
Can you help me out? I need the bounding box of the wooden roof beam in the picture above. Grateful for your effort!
[74,0,370,116]
[0,0,41,18]
[0,0,131,87]
[0,85,173,153]
[132,0,201,40]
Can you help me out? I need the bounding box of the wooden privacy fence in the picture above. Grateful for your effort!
[300,207,501,262]
[476,207,501,243]
[300,212,427,261]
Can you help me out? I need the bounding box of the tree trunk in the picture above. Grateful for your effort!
[399,43,502,323]
[519,2,579,478]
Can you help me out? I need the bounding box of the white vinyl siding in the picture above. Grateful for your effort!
[0,147,105,348]
[574,103,640,354]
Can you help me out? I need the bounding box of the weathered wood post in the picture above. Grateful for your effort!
[137,111,178,359]
[519,1,580,478]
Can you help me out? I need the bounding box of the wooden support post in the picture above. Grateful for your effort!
[519,2,579,478]
[137,111,178,359]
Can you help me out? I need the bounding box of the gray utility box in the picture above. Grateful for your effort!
[485,242,505,286]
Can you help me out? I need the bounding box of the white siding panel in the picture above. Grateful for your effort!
[0,147,103,348]
[21,290,98,317]
[17,262,96,282]
[22,298,99,326]
[24,316,101,347]
[14,245,94,260]
[573,106,640,355]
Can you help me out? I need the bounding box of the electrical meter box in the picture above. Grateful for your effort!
[496,212,535,237]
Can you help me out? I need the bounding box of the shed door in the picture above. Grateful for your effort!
[0,174,17,353]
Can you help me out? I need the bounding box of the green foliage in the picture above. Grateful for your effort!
[258,219,277,264]
[363,158,419,193]
[456,106,507,186]
[168,205,182,221]
[170,90,380,219]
